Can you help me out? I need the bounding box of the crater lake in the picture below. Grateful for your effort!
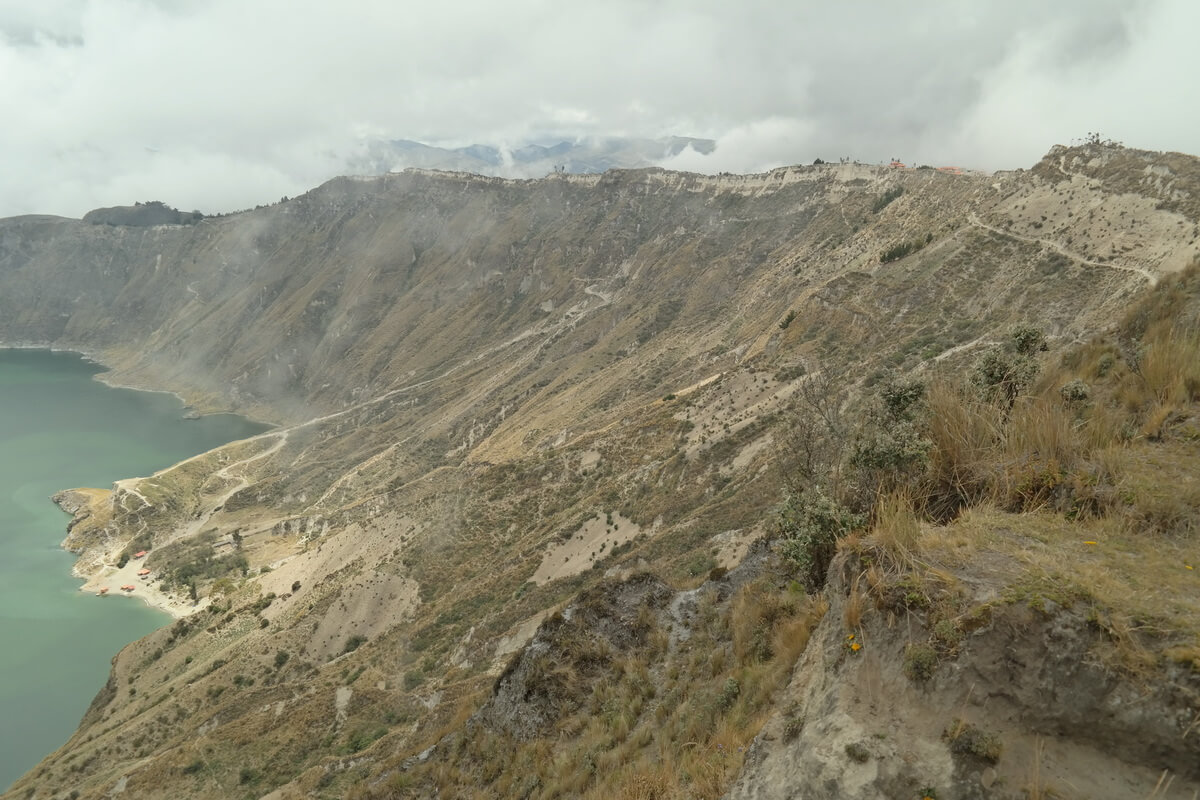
[0,349,269,790]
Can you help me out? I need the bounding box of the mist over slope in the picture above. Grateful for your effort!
[1,142,1199,798]
[346,135,718,178]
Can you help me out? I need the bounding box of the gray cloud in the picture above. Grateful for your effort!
[0,0,1194,217]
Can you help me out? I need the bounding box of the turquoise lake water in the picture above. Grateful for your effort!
[0,349,269,790]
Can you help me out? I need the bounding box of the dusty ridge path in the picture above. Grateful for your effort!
[967,212,1158,286]
[111,480,152,510]
[175,430,290,542]
[300,279,620,513]
[105,271,623,534]
[930,335,995,364]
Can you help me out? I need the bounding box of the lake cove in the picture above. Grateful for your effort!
[0,349,269,790]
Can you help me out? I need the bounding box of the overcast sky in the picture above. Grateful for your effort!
[1,0,1197,218]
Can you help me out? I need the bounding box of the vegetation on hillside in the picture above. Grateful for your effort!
[325,264,1200,798]
[9,146,1200,799]
[781,261,1200,683]
[350,574,824,800]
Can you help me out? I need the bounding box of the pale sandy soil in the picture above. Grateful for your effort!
[675,367,806,460]
[489,609,555,674]
[77,558,202,619]
[529,511,646,585]
[721,434,774,476]
[710,524,764,570]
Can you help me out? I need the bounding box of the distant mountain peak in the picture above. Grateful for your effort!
[349,135,717,177]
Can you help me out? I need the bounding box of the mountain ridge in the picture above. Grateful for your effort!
[2,142,1199,798]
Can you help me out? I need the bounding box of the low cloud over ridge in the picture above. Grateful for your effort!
[0,0,1196,217]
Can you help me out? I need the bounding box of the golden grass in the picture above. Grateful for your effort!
[866,491,922,567]
[611,761,682,800]
[1109,440,1200,536]
[917,318,1200,526]
[363,581,826,800]
[843,575,866,630]
[1136,323,1200,407]
[923,506,1200,670]
[923,379,1000,514]
[1003,396,1076,466]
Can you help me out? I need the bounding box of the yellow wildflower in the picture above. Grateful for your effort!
[847,633,855,640]
[851,642,861,652]
[1083,541,1097,545]
[1186,564,1194,571]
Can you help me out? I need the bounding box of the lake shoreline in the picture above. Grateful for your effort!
[51,488,205,621]
[0,342,279,428]
[1,343,272,623]
[75,561,205,620]
[0,348,270,786]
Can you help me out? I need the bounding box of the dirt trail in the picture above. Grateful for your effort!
[967,213,1157,286]
[301,278,620,513]
[168,431,289,545]
[929,335,994,363]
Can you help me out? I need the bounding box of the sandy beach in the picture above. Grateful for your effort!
[77,559,205,619]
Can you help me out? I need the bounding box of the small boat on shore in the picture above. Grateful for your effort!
[97,586,109,596]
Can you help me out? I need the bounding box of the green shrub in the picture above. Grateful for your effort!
[783,715,804,741]
[871,186,904,213]
[844,741,871,763]
[944,720,1002,763]
[1012,326,1049,356]
[879,236,928,264]
[880,376,925,421]
[903,643,939,682]
[342,635,367,655]
[344,726,387,754]
[851,421,930,474]
[717,677,741,710]
[974,347,1039,410]
[778,488,863,590]
[1060,379,1091,405]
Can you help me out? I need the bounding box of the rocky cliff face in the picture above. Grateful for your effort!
[2,143,1199,799]
[727,551,1200,800]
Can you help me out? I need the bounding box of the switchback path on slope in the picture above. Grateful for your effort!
[967,213,1157,286]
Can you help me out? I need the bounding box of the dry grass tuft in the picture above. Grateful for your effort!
[1004,396,1076,467]
[1135,323,1200,407]
[867,491,922,566]
[922,506,1200,673]
[922,379,1000,518]
[612,761,681,800]
[843,575,867,630]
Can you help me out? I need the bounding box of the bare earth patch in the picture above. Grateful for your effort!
[530,511,644,585]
